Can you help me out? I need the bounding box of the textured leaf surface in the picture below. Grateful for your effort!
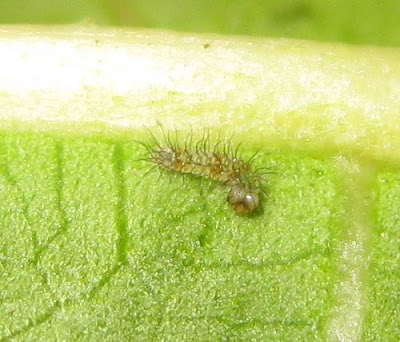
[0,135,339,340]
[0,27,399,341]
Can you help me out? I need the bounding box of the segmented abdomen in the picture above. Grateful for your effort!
[153,146,251,184]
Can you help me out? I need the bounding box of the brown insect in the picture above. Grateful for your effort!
[138,127,269,215]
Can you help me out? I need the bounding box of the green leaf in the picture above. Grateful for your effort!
[0,26,399,341]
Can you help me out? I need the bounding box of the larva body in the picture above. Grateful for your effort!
[153,147,252,184]
[141,130,267,215]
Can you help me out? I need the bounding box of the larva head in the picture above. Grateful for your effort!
[228,184,260,215]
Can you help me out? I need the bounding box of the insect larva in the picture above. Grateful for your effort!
[139,128,268,215]
[228,183,260,215]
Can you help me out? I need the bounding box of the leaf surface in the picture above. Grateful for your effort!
[0,26,399,341]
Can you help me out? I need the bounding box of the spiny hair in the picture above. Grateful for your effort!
[136,125,270,215]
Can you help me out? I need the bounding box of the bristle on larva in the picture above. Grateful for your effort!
[141,130,267,215]
[153,147,251,183]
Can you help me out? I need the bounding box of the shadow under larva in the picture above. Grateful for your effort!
[135,126,271,215]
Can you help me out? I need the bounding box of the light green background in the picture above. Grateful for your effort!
[0,0,399,46]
